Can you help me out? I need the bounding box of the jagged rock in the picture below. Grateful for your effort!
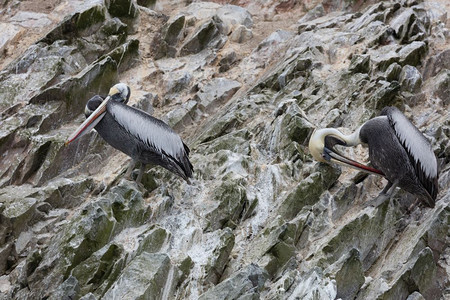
[218,49,238,72]
[230,25,253,43]
[399,65,422,93]
[335,249,365,300]
[205,178,249,231]
[423,49,450,80]
[102,252,172,299]
[216,5,253,34]
[164,100,198,128]
[349,54,371,74]
[199,264,267,300]
[407,291,426,300]
[105,0,138,19]
[369,45,400,71]
[179,16,226,56]
[163,70,192,95]
[385,62,402,81]
[195,78,241,113]
[279,163,341,220]
[154,14,185,59]
[70,243,123,296]
[203,228,235,285]
[49,276,80,300]
[40,3,106,44]
[430,71,449,106]
[398,41,427,67]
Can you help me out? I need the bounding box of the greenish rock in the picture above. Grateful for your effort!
[335,249,365,300]
[385,63,402,82]
[137,0,156,8]
[410,247,438,298]
[367,80,401,109]
[204,228,235,285]
[279,163,340,220]
[97,39,139,73]
[398,41,427,67]
[60,202,116,279]
[280,104,314,147]
[199,129,251,155]
[349,54,371,74]
[40,5,106,44]
[390,8,415,43]
[179,16,225,56]
[105,0,138,19]
[70,243,123,296]
[135,226,169,255]
[199,264,267,300]
[322,200,401,271]
[178,256,194,283]
[102,252,172,299]
[205,179,249,231]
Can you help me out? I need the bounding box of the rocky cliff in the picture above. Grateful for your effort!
[0,0,449,299]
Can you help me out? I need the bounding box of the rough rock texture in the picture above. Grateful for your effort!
[0,0,449,299]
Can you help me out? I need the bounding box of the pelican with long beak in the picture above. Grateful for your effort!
[309,106,438,207]
[66,83,193,183]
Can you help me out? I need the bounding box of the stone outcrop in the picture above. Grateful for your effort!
[0,0,449,299]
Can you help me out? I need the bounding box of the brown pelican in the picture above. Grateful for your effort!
[309,107,438,207]
[66,83,193,183]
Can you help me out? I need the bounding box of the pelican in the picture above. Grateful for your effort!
[66,83,193,183]
[309,106,438,207]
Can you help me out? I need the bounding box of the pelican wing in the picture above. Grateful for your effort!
[382,107,438,199]
[108,101,190,166]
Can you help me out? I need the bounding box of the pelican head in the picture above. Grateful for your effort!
[308,127,384,176]
[66,83,131,145]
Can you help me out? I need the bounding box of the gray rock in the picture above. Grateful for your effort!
[390,8,416,43]
[335,249,365,300]
[430,71,449,106]
[164,100,198,128]
[349,54,371,74]
[205,178,249,231]
[216,5,253,34]
[179,16,226,56]
[199,264,267,300]
[385,63,402,82]
[49,276,80,300]
[196,78,241,113]
[230,25,253,43]
[0,23,22,54]
[423,49,450,80]
[399,65,422,93]
[279,164,341,220]
[203,228,235,285]
[398,41,427,67]
[406,291,425,300]
[218,49,238,72]
[102,252,172,299]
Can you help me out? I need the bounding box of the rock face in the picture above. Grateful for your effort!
[0,0,449,299]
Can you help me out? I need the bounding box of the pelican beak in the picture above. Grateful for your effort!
[323,146,384,176]
[65,96,110,146]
